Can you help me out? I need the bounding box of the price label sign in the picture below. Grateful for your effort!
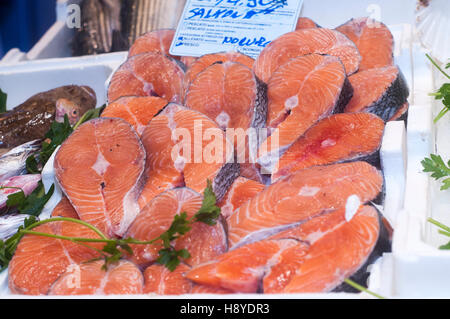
[170,0,303,59]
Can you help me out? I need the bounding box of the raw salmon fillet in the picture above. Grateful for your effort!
[267,206,385,293]
[336,17,394,71]
[191,284,234,294]
[272,113,385,182]
[101,96,168,136]
[184,51,255,90]
[181,56,198,69]
[8,220,102,295]
[128,29,178,59]
[296,17,321,30]
[138,103,239,208]
[107,52,185,103]
[254,28,361,83]
[218,177,265,218]
[344,65,409,121]
[51,196,79,219]
[49,260,144,295]
[125,188,227,267]
[185,61,267,181]
[143,264,192,295]
[258,54,353,169]
[54,118,146,238]
[186,239,308,293]
[227,162,383,248]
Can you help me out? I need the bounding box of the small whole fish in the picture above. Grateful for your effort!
[0,174,42,210]
[0,85,97,149]
[0,140,41,183]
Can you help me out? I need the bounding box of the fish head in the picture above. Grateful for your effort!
[55,98,83,125]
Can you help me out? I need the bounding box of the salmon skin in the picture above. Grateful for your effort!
[107,52,185,103]
[336,17,394,71]
[185,61,267,181]
[344,65,410,122]
[296,17,321,30]
[218,177,265,218]
[258,54,353,170]
[227,161,383,248]
[125,188,227,268]
[138,103,239,208]
[101,96,168,136]
[271,113,385,182]
[49,260,144,295]
[254,28,361,83]
[184,51,255,90]
[187,205,389,293]
[54,118,146,238]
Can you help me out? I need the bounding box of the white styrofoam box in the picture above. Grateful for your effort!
[0,52,127,110]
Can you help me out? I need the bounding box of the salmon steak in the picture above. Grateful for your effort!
[271,113,385,182]
[49,260,144,295]
[8,219,102,295]
[51,196,80,219]
[218,177,265,218]
[107,52,185,103]
[227,161,383,248]
[185,61,267,181]
[138,103,239,208]
[296,17,321,30]
[184,51,255,90]
[101,96,168,136]
[267,205,389,293]
[128,29,178,59]
[125,188,227,267]
[344,65,409,122]
[186,239,308,293]
[143,264,192,295]
[54,118,146,238]
[187,205,388,293]
[254,28,361,83]
[258,54,353,169]
[336,17,394,71]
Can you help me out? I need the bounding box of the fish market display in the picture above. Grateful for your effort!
[107,52,185,103]
[344,65,410,121]
[4,15,408,297]
[0,140,41,181]
[0,86,96,149]
[54,118,146,238]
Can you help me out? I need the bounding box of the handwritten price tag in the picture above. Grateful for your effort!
[170,0,303,58]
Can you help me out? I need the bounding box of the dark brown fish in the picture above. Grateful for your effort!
[0,86,97,149]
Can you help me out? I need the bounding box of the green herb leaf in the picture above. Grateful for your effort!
[156,248,191,272]
[6,182,55,216]
[421,154,450,186]
[194,179,221,226]
[0,89,7,114]
[439,241,450,250]
[158,212,192,248]
[73,104,106,131]
[25,155,40,174]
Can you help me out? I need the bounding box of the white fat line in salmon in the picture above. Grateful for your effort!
[170,124,281,167]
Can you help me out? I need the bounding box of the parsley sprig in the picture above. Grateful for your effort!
[428,218,450,250]
[0,180,221,272]
[421,154,450,190]
[426,54,450,123]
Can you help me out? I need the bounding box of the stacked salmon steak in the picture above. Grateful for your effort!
[8,16,407,296]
